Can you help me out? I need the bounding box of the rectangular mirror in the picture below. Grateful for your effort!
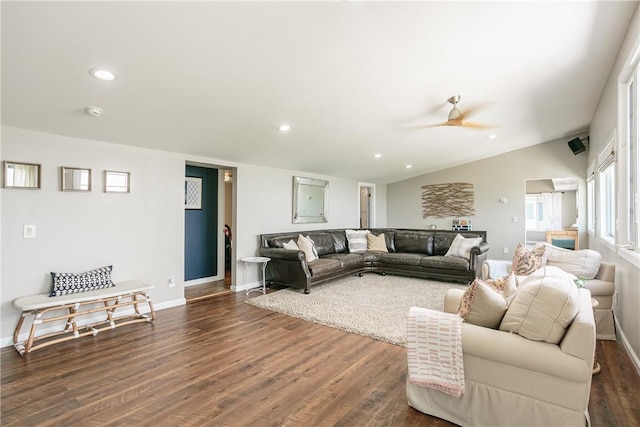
[104,170,130,193]
[61,167,91,191]
[3,161,41,189]
[292,176,329,224]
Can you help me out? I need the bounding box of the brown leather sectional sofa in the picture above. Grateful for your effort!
[258,228,489,294]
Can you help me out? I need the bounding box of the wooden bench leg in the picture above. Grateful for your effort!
[13,289,156,356]
[13,313,27,356]
[24,312,43,355]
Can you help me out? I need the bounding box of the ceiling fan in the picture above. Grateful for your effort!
[401,95,496,131]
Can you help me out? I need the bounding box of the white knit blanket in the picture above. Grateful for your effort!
[407,306,465,397]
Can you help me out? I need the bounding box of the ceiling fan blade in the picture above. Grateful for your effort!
[460,121,498,129]
[396,122,448,131]
[456,102,492,121]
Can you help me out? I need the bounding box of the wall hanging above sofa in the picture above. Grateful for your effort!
[422,182,475,218]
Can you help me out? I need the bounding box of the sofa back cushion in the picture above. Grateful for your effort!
[540,243,601,279]
[499,266,580,344]
[330,231,349,253]
[394,231,433,255]
[307,232,336,256]
[269,235,299,248]
[433,233,457,255]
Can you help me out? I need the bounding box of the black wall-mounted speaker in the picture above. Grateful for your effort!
[568,137,586,155]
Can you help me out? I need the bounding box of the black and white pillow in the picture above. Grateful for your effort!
[50,265,115,297]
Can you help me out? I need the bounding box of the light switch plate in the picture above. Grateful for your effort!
[23,225,36,239]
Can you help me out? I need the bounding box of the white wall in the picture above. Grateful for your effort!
[1,126,366,342]
[231,163,361,289]
[387,137,588,259]
[1,127,185,341]
[587,3,640,369]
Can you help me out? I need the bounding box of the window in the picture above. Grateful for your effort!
[525,195,544,229]
[626,64,639,248]
[598,133,616,244]
[525,193,562,230]
[587,161,596,235]
[618,38,640,256]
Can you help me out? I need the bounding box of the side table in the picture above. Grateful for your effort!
[591,298,601,375]
[242,256,271,295]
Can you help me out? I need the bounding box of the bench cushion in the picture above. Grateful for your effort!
[15,280,153,311]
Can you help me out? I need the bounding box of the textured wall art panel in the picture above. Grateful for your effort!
[421,182,475,218]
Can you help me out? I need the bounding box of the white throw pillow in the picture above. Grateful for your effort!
[297,234,318,262]
[345,229,370,253]
[282,239,300,250]
[445,233,482,259]
[499,266,580,344]
[538,243,601,279]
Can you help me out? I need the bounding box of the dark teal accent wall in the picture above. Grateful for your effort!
[185,165,218,281]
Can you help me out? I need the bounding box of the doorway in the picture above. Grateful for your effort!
[184,162,236,302]
[359,183,375,228]
[524,178,579,249]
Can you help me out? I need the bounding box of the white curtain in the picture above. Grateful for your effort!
[541,192,563,230]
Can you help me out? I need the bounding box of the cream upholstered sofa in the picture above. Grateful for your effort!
[482,243,616,340]
[407,267,596,427]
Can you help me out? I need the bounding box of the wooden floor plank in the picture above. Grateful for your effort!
[1,290,639,426]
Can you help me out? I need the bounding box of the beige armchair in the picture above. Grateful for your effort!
[407,287,596,426]
[481,246,616,340]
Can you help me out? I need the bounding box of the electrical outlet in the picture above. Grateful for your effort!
[512,217,518,223]
[503,247,509,254]
[168,277,176,288]
[614,291,619,306]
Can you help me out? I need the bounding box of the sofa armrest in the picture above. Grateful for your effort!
[259,247,306,261]
[560,288,596,363]
[481,259,512,280]
[471,242,490,255]
[469,243,490,277]
[594,261,615,282]
[461,322,589,382]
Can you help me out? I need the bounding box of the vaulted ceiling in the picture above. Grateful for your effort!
[2,1,637,183]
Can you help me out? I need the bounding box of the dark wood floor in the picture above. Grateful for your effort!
[184,272,232,302]
[1,290,639,426]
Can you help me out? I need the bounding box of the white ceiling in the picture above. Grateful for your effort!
[2,1,637,184]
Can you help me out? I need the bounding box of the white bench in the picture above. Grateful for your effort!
[13,280,155,356]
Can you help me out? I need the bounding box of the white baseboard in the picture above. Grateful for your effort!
[231,281,261,293]
[615,316,640,376]
[185,276,221,287]
[1,297,186,349]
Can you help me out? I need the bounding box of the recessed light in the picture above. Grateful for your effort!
[487,134,497,140]
[278,124,291,132]
[85,106,103,117]
[373,153,382,159]
[405,164,412,169]
[89,68,116,81]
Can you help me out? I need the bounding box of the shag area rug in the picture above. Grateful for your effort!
[245,274,467,347]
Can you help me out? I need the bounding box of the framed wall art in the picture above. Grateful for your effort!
[185,176,202,209]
